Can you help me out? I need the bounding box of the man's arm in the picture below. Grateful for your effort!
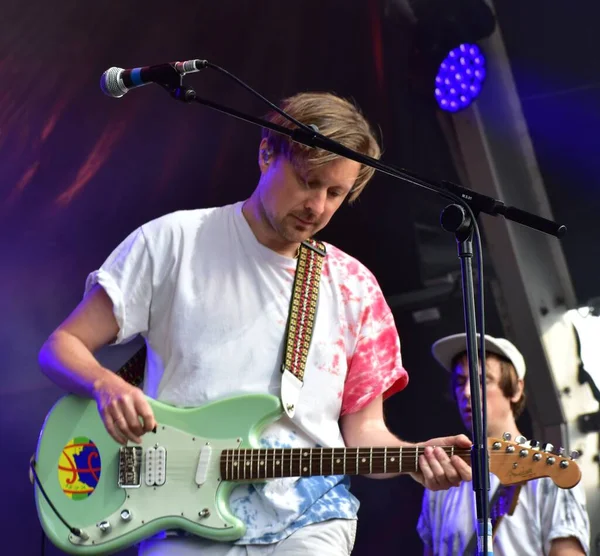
[539,477,589,556]
[549,538,586,556]
[39,285,120,395]
[39,284,156,444]
[339,394,472,490]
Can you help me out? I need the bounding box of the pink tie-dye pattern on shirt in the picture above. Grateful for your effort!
[323,245,409,416]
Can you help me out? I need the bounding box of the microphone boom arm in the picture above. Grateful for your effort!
[166,81,565,239]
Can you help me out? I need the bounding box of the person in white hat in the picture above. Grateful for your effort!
[417,333,590,556]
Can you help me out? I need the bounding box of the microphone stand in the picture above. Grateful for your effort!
[152,73,566,556]
[440,202,490,553]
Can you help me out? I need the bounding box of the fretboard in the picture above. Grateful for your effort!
[220,446,470,481]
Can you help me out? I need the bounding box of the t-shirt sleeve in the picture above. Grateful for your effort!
[84,226,153,345]
[340,286,408,415]
[540,480,590,555]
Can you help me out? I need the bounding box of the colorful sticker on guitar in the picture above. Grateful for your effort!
[58,436,102,499]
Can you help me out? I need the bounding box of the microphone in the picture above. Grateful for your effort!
[100,59,207,98]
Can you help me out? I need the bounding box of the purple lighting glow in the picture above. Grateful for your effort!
[434,43,486,112]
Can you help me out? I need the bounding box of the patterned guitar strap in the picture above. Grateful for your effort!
[115,343,146,387]
[114,239,327,418]
[280,238,326,418]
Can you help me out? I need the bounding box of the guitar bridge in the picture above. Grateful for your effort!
[118,446,143,488]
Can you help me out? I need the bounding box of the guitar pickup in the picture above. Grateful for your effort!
[145,446,167,487]
[195,445,212,486]
[118,446,143,488]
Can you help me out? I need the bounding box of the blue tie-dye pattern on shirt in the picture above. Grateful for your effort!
[231,476,358,544]
[228,434,359,544]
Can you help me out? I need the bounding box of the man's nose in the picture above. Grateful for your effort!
[460,381,471,399]
[304,188,327,216]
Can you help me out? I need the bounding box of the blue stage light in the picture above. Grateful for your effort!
[434,43,486,112]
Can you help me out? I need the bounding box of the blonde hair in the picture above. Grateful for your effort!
[262,92,381,202]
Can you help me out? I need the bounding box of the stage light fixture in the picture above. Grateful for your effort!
[397,0,496,111]
[434,43,487,112]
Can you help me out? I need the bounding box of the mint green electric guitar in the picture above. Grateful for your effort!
[32,393,581,555]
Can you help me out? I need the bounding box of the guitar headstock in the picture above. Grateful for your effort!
[487,433,581,489]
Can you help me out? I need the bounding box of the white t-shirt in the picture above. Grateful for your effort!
[417,473,590,555]
[86,201,408,544]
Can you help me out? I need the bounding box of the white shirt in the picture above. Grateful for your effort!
[417,473,590,555]
[86,201,408,543]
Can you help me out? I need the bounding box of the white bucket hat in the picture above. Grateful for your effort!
[431,333,526,379]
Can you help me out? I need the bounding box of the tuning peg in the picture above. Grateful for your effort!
[543,443,554,453]
[515,435,527,444]
[570,450,580,460]
[530,439,540,449]
[555,447,565,456]
[502,432,512,441]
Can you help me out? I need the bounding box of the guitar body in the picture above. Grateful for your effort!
[34,393,283,555]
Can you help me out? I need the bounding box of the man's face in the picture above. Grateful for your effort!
[452,354,519,434]
[256,146,360,247]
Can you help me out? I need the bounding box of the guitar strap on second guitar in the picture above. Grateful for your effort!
[465,482,522,555]
[280,238,326,419]
[115,238,327,420]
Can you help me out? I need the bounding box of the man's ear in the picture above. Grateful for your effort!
[258,138,273,172]
[510,379,525,404]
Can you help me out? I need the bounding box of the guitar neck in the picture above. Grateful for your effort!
[220,446,471,481]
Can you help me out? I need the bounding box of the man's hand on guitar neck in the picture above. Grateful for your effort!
[413,434,473,491]
[341,395,472,490]
[93,372,156,445]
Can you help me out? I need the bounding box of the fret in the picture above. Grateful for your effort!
[260,449,265,479]
[243,449,247,480]
[257,448,261,479]
[226,449,229,480]
[415,446,419,473]
[289,448,293,478]
[310,448,313,476]
[272,449,276,479]
[331,448,335,475]
[343,447,347,475]
[356,447,359,475]
[384,447,387,474]
[451,446,455,458]
[280,448,284,478]
[399,446,402,473]
[299,449,302,476]
[320,448,323,476]
[369,447,373,474]
[264,450,268,477]
[236,449,240,480]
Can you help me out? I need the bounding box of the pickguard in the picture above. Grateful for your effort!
[68,425,242,548]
